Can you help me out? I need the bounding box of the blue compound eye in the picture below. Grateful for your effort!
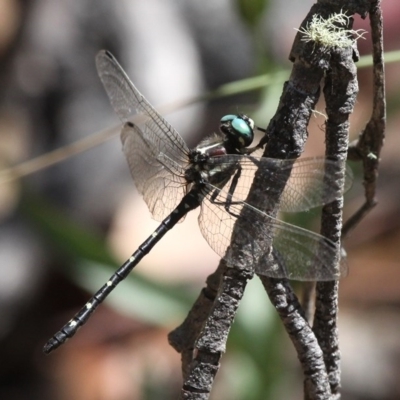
[232,116,254,147]
[232,117,252,138]
[220,114,254,148]
[220,114,237,123]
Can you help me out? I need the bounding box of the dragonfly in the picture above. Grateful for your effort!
[43,50,350,354]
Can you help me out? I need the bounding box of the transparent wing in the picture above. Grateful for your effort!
[198,182,347,281]
[205,155,352,212]
[96,50,191,220]
[259,221,348,281]
[95,50,189,168]
[280,157,352,212]
[121,123,188,221]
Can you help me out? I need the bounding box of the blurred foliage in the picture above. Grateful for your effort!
[20,190,193,321]
[236,0,269,27]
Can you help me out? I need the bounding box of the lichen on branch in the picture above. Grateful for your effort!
[296,11,366,49]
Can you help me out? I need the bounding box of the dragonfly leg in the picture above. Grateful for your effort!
[209,166,243,218]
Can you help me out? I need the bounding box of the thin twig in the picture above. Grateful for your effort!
[342,0,386,237]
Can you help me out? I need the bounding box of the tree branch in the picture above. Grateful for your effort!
[169,1,381,399]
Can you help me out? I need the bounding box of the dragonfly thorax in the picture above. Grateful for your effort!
[195,133,227,157]
[219,114,254,152]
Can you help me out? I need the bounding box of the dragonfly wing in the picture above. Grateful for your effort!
[121,123,187,221]
[204,155,352,212]
[259,217,347,280]
[198,182,346,281]
[96,50,190,166]
[279,157,353,212]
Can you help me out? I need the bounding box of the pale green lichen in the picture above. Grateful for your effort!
[296,11,366,49]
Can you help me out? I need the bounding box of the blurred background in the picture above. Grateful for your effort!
[0,0,399,399]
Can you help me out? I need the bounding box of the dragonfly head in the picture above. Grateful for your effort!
[219,114,254,151]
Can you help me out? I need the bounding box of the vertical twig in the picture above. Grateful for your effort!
[343,0,386,236]
[313,40,357,396]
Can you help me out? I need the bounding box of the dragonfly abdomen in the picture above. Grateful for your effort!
[43,189,204,354]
